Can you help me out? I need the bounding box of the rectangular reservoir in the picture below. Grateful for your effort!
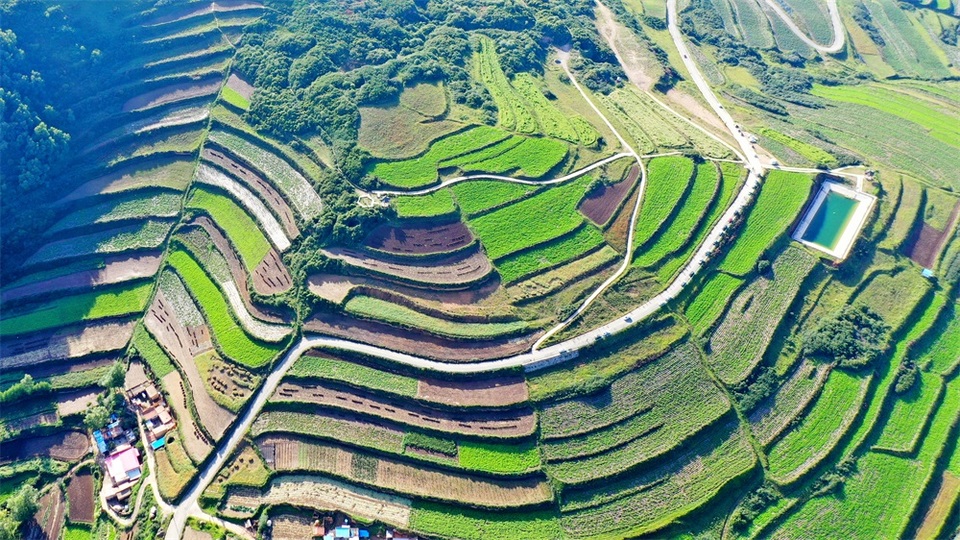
[793,181,875,260]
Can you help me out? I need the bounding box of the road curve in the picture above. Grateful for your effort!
[760,0,845,54]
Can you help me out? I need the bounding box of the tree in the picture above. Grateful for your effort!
[99,360,126,389]
[7,485,38,523]
[803,305,889,368]
[83,404,110,431]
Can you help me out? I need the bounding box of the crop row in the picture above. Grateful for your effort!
[779,0,835,44]
[474,36,537,134]
[707,246,818,385]
[392,189,458,219]
[468,175,593,260]
[559,424,756,538]
[409,502,561,540]
[684,273,744,336]
[47,189,182,236]
[748,360,830,446]
[878,177,923,251]
[758,128,836,166]
[176,227,234,285]
[369,126,510,188]
[458,440,541,474]
[0,281,153,337]
[512,73,599,146]
[207,130,323,219]
[253,410,405,454]
[457,137,568,179]
[766,368,871,484]
[344,295,530,340]
[132,324,176,378]
[286,352,419,398]
[496,224,607,284]
[187,186,271,272]
[450,180,537,218]
[24,219,174,269]
[632,156,696,252]
[167,249,284,369]
[717,170,813,276]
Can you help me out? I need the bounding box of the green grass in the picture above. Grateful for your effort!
[63,524,92,540]
[369,126,510,188]
[344,295,529,339]
[252,411,405,454]
[132,324,176,378]
[392,189,458,218]
[458,440,540,473]
[512,73,598,145]
[24,219,174,268]
[403,432,457,456]
[474,36,538,134]
[874,370,943,453]
[917,304,960,374]
[287,353,419,397]
[0,281,153,337]
[221,86,250,110]
[168,249,284,369]
[879,178,923,251]
[457,137,568,178]
[496,224,607,284]
[853,270,932,330]
[468,175,592,260]
[187,186,271,271]
[450,180,536,217]
[399,82,447,116]
[717,170,813,276]
[634,161,717,267]
[766,369,871,483]
[759,128,837,166]
[410,502,561,540]
[684,273,744,336]
[632,156,696,252]
[47,190,182,235]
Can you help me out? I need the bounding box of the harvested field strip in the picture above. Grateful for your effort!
[58,157,195,203]
[558,424,756,538]
[474,36,537,134]
[288,352,419,397]
[344,295,529,340]
[224,474,412,525]
[392,190,458,219]
[207,130,323,219]
[633,162,718,267]
[168,249,285,369]
[450,180,537,218]
[363,222,474,256]
[187,186,271,271]
[322,246,492,287]
[0,319,136,371]
[121,76,222,112]
[162,369,213,463]
[82,106,209,155]
[1,252,162,304]
[194,350,260,412]
[156,436,198,500]
[410,501,561,540]
[468,175,593,260]
[684,273,744,336]
[259,435,553,507]
[369,126,511,189]
[158,270,205,326]
[98,126,205,167]
[718,170,813,275]
[270,380,537,438]
[496,225,607,284]
[220,281,291,342]
[0,281,152,337]
[541,347,731,485]
[253,411,405,453]
[417,375,529,408]
[458,440,540,474]
[133,324,176,378]
[914,471,960,540]
[749,360,830,446]
[631,156,696,253]
[456,137,568,179]
[767,369,872,484]
[707,246,818,385]
[579,165,640,227]
[47,191,181,236]
[879,178,923,251]
[508,246,619,303]
[1,361,112,392]
[195,164,291,251]
[874,370,943,453]
[23,219,174,269]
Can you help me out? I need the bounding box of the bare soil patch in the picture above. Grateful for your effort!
[162,369,213,463]
[122,76,222,113]
[58,156,193,204]
[57,388,100,417]
[67,471,95,524]
[905,201,959,268]
[417,376,529,407]
[26,485,64,540]
[203,148,299,238]
[271,514,314,540]
[273,380,536,438]
[1,252,162,304]
[323,245,492,287]
[304,311,539,361]
[0,319,136,370]
[253,249,293,294]
[580,164,640,226]
[916,471,960,539]
[363,222,473,256]
[225,73,256,100]
[308,272,501,306]
[1,430,90,464]
[183,528,215,540]
[604,176,642,252]
[124,360,149,392]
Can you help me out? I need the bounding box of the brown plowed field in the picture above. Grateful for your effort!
[579,164,640,226]
[322,245,492,287]
[304,312,540,362]
[271,514,314,540]
[259,435,552,508]
[67,471,95,524]
[122,76,222,112]
[192,217,288,320]
[905,202,959,268]
[254,249,293,294]
[272,381,537,438]
[417,376,529,407]
[308,272,501,305]
[1,252,163,304]
[26,485,64,540]
[9,357,113,386]
[604,174,643,252]
[203,148,299,238]
[57,388,100,417]
[162,369,214,463]
[0,319,136,370]
[0,430,90,464]
[363,222,474,256]
[225,73,256,100]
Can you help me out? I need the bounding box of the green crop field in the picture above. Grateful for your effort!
[474,36,538,134]
[187,186,271,271]
[24,219,174,268]
[457,137,568,178]
[410,502,562,540]
[879,178,923,250]
[167,249,284,369]
[632,156,696,252]
[467,175,593,260]
[287,353,419,397]
[132,324,176,378]
[758,128,837,166]
[512,73,596,144]
[684,273,744,335]
[0,281,152,337]
[874,370,942,453]
[252,411,405,454]
[47,190,182,235]
[450,180,536,217]
[495,225,607,284]
[853,270,931,330]
[717,170,813,276]
[221,86,250,110]
[458,440,540,473]
[344,295,530,339]
[392,189,458,219]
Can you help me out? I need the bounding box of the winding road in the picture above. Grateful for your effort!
[165,6,781,537]
[760,0,845,54]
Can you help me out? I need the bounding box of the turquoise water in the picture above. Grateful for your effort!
[801,191,859,250]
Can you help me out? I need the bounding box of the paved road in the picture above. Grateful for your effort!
[760,0,845,54]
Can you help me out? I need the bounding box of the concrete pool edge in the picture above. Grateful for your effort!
[793,181,876,260]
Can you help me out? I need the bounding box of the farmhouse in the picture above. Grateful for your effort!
[127,381,177,447]
[102,444,142,505]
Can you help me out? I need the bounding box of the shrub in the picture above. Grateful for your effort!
[802,305,889,368]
